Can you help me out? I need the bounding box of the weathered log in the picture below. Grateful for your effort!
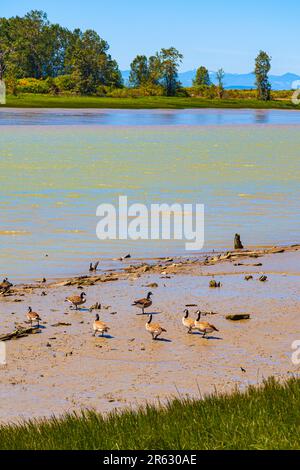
[0,326,39,341]
[226,314,250,321]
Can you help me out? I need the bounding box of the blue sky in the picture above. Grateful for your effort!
[2,0,300,74]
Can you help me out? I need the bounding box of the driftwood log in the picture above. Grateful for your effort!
[226,314,251,321]
[0,326,39,341]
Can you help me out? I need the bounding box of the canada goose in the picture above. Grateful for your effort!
[145,314,166,340]
[194,310,219,339]
[66,292,86,310]
[182,309,195,334]
[27,307,41,327]
[93,314,110,337]
[132,292,153,314]
[89,261,99,272]
[0,277,12,293]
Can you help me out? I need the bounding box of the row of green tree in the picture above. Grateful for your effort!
[0,10,272,100]
[190,49,271,101]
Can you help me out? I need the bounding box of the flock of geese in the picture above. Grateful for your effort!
[22,289,219,341]
[1,275,219,340]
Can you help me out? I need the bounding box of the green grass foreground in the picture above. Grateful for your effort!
[0,377,299,450]
[2,93,300,110]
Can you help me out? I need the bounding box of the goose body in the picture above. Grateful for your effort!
[194,310,219,338]
[132,292,153,314]
[145,314,166,340]
[26,307,41,326]
[93,314,109,337]
[89,261,99,272]
[182,309,195,333]
[66,292,86,310]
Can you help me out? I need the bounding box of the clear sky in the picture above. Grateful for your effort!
[2,0,300,74]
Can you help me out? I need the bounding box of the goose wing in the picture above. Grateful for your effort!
[133,297,148,306]
[67,295,81,303]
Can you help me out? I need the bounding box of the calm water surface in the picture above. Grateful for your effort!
[0,108,300,280]
[1,108,300,126]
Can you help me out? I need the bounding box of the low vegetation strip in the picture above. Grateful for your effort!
[0,377,299,450]
[3,94,299,110]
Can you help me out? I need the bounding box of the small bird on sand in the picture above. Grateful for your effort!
[194,310,219,339]
[89,261,99,272]
[0,278,13,293]
[66,292,86,310]
[132,292,153,315]
[182,309,195,334]
[145,314,166,340]
[27,307,41,327]
[93,314,110,337]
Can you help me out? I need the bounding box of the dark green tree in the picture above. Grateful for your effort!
[193,66,211,86]
[0,17,15,80]
[67,29,122,94]
[0,11,70,79]
[216,68,225,98]
[255,51,271,101]
[129,55,149,87]
[0,10,122,93]
[159,47,183,96]
[148,54,162,85]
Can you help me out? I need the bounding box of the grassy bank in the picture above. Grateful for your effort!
[0,377,299,450]
[2,93,300,110]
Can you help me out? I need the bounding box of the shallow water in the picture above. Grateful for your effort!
[1,108,300,126]
[0,109,300,280]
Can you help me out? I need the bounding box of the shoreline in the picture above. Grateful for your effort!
[0,242,299,424]
[6,242,300,291]
[1,94,300,111]
[1,106,300,112]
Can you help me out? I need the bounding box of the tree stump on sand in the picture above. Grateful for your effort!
[234,234,244,250]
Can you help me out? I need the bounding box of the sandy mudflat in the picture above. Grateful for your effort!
[0,245,300,424]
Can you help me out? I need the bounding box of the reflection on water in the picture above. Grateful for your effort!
[254,110,270,124]
[0,122,300,280]
[1,108,300,126]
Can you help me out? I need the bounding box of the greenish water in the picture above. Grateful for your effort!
[0,124,299,280]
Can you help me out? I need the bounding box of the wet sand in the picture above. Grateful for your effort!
[0,245,300,424]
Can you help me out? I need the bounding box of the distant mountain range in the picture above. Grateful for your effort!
[121,70,300,90]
